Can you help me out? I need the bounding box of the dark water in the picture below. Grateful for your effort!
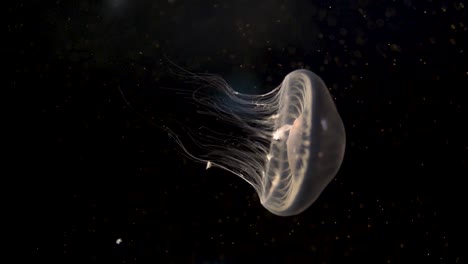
[11,0,466,263]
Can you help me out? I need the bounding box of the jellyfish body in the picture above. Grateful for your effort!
[260,70,345,216]
[170,69,345,216]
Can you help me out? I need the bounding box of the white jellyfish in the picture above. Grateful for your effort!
[161,68,346,216]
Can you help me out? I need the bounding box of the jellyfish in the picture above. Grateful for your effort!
[162,69,345,216]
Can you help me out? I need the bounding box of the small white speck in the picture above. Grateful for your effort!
[321,119,328,130]
[116,238,123,244]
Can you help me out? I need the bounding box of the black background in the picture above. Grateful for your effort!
[10,0,467,263]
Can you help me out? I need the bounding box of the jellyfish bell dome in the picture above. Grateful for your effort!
[260,69,346,216]
[161,68,345,217]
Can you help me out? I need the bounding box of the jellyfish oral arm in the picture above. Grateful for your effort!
[272,125,292,141]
